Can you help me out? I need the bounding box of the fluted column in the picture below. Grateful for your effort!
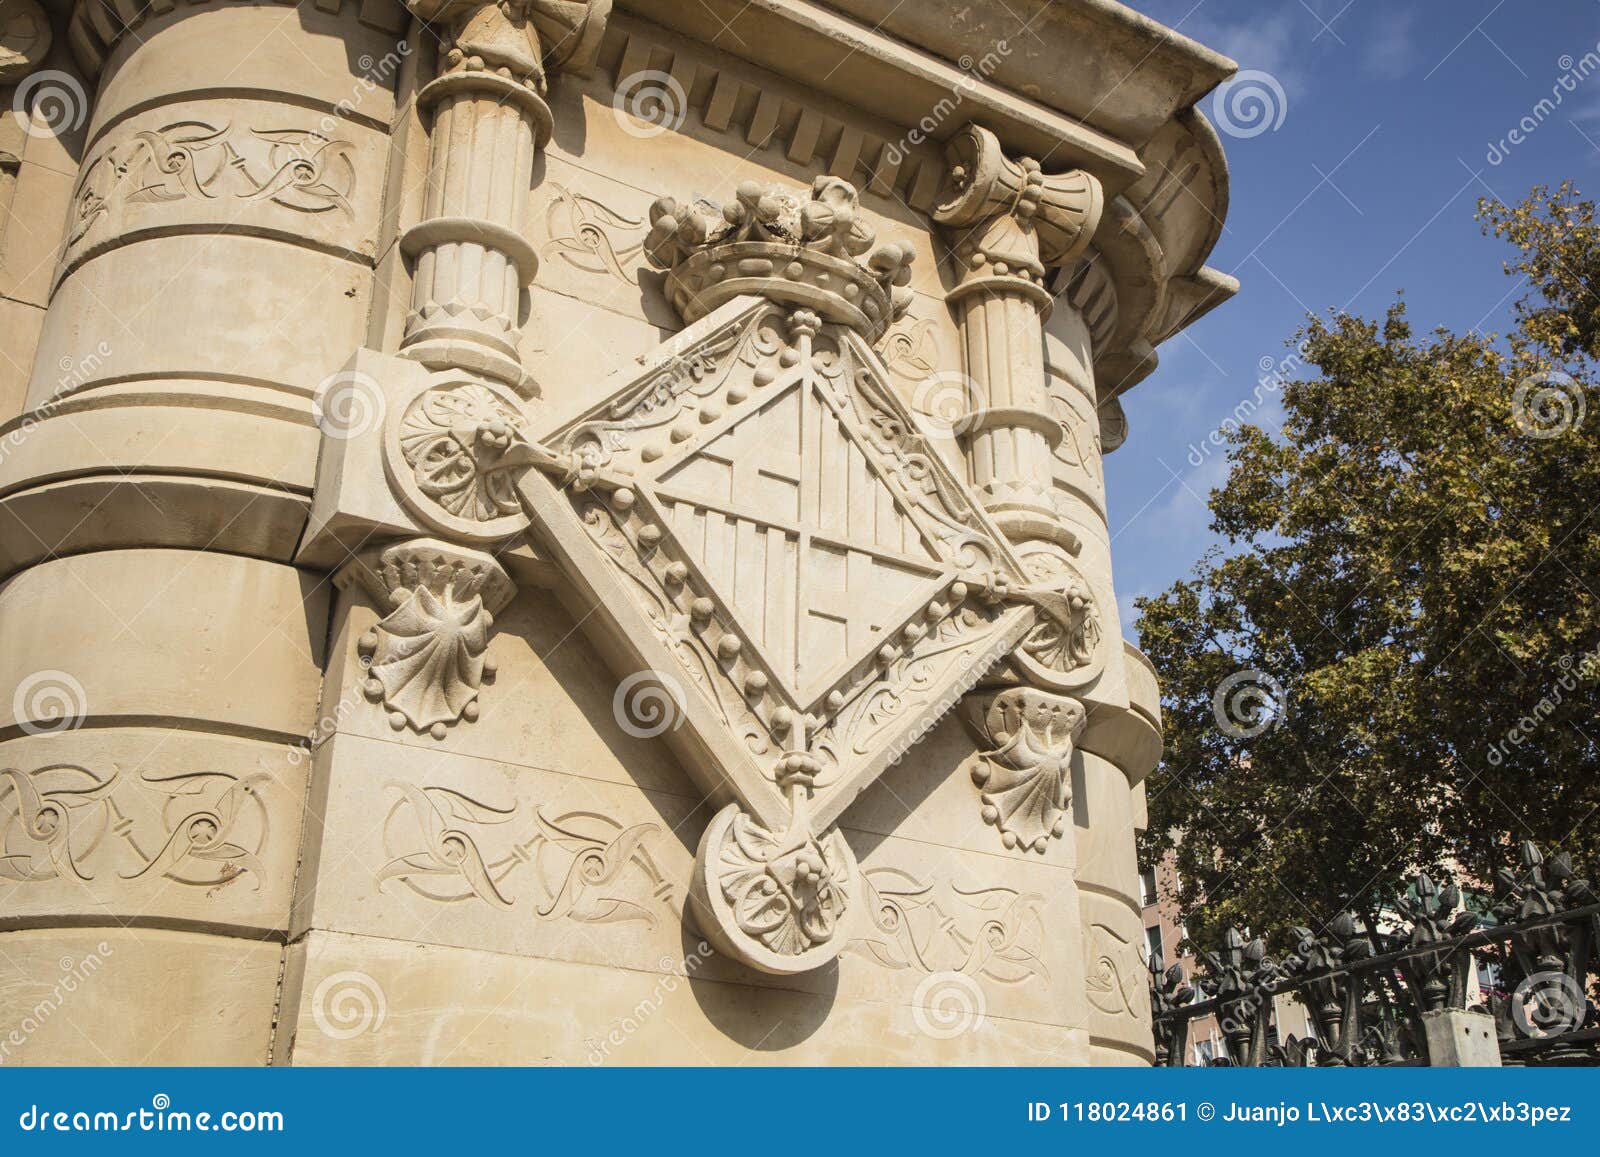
[933,124,1102,550]
[398,2,553,394]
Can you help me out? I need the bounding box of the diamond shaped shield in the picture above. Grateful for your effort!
[516,297,1037,832]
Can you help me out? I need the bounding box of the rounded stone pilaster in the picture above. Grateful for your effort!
[399,59,549,395]
[0,0,404,572]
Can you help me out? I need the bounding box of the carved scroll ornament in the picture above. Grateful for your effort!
[689,752,858,974]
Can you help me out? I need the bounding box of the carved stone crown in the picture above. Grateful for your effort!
[644,177,916,343]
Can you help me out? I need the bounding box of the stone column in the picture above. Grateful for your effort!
[0,0,409,1063]
[933,124,1102,551]
[397,1,551,395]
[937,126,1160,1064]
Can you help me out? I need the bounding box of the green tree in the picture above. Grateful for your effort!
[1137,183,1600,948]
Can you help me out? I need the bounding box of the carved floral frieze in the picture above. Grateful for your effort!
[377,780,673,926]
[68,120,358,251]
[850,866,1048,985]
[0,763,270,891]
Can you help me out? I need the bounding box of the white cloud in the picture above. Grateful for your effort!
[1363,10,1416,80]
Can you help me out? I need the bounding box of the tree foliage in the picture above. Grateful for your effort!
[1137,183,1600,949]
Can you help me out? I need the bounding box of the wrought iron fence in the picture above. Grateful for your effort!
[1149,842,1599,1066]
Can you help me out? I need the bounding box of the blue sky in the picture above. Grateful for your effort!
[1109,0,1600,639]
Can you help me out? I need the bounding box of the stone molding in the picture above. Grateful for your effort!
[66,0,409,77]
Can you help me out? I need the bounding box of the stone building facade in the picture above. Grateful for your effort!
[0,0,1234,1064]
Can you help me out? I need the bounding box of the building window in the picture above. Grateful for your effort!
[1139,867,1158,907]
[1194,1038,1216,1064]
[1145,924,1163,969]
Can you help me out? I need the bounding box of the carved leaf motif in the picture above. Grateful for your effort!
[963,688,1086,854]
[541,184,646,282]
[366,585,491,731]
[243,130,356,215]
[881,317,939,382]
[377,782,519,908]
[718,812,851,956]
[0,765,115,882]
[122,772,270,890]
[533,811,668,926]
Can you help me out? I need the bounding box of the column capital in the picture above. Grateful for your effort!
[405,0,611,89]
[933,123,1103,304]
